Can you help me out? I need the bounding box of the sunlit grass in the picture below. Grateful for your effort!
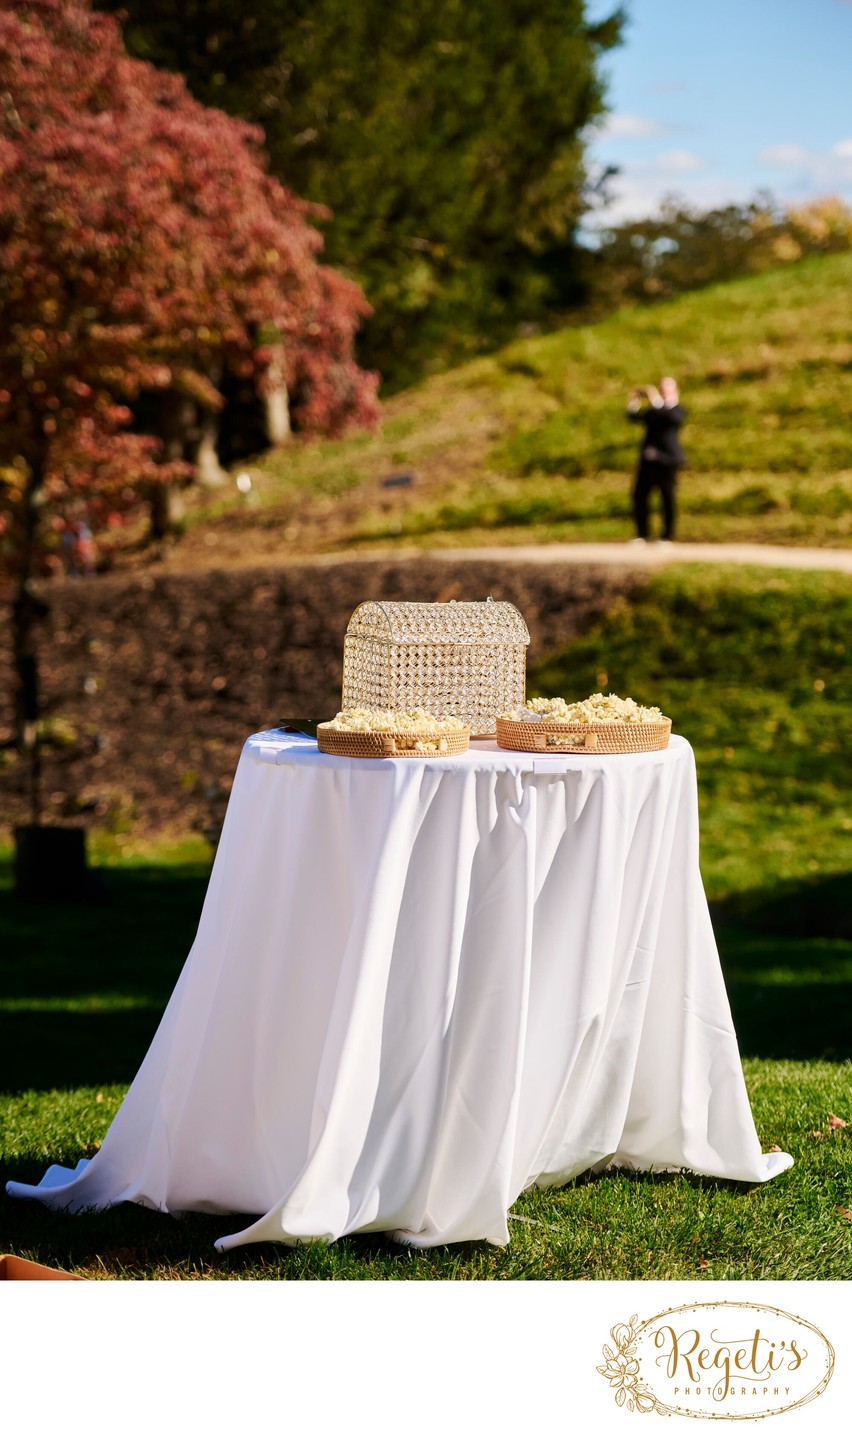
[2,1064,850,1280]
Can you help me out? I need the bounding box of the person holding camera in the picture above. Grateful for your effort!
[626,376,686,543]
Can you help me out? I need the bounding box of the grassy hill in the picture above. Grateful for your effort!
[160,252,852,568]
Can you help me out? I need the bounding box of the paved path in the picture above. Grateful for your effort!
[303,541,852,573]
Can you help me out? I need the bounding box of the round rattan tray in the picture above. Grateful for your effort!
[495,715,671,754]
[316,725,471,759]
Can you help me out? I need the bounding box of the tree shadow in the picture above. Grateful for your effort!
[712,871,851,942]
[709,871,852,1061]
[0,1168,244,1278]
[0,856,210,1093]
[3,860,850,1088]
[567,1166,761,1196]
[0,1158,491,1279]
[0,1008,170,1091]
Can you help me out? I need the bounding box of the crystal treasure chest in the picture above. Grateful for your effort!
[341,598,530,737]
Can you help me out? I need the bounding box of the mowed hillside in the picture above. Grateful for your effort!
[141,253,852,569]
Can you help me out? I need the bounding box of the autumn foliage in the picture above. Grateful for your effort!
[0,0,378,594]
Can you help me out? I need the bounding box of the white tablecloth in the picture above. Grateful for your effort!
[8,731,792,1249]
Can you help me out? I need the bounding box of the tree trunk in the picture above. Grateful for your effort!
[146,479,185,541]
[11,451,49,823]
[263,345,291,446]
[10,447,97,899]
[195,408,228,487]
[147,389,198,540]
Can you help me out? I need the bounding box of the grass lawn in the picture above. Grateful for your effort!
[1,566,850,1279]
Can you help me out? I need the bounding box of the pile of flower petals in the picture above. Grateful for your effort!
[503,693,665,724]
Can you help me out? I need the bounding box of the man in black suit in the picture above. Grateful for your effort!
[627,376,687,542]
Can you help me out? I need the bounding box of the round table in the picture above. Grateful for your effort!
[7,730,792,1249]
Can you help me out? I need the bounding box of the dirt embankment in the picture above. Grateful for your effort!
[0,556,643,837]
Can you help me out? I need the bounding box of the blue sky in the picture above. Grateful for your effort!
[585,0,852,224]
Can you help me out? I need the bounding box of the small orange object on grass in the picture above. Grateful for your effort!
[0,1254,81,1281]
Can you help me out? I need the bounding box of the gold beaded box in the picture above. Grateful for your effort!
[341,599,530,737]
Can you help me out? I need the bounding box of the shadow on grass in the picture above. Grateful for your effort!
[0,856,210,1093]
[1,857,850,1098]
[0,1159,773,1281]
[0,1171,249,1278]
[717,927,852,1062]
[566,1166,759,1196]
[0,1008,170,1091]
[712,871,852,1061]
[712,871,851,941]
[0,1164,488,1279]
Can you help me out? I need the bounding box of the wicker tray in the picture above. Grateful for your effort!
[495,716,672,754]
[316,725,471,759]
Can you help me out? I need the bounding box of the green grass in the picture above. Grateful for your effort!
[0,837,210,1093]
[1,1063,849,1280]
[1,566,851,1278]
[529,564,852,910]
[354,470,852,551]
[171,253,852,556]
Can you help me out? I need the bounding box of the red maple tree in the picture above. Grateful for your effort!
[0,0,378,757]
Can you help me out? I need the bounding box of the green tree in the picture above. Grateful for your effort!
[0,0,377,790]
[96,1,623,386]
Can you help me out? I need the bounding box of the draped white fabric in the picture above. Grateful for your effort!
[7,732,792,1249]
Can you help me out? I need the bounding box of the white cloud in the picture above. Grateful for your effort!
[760,145,812,165]
[586,130,852,231]
[599,113,666,139]
[657,149,704,173]
[586,170,758,229]
[755,141,852,197]
[595,151,711,223]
